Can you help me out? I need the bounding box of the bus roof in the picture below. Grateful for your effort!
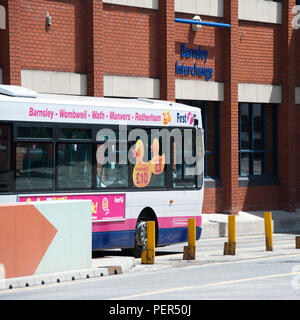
[0,85,197,111]
[0,85,202,128]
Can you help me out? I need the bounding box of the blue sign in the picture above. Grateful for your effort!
[175,43,214,81]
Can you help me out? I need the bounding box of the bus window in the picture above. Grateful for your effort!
[16,142,53,191]
[172,129,197,188]
[58,128,91,140]
[196,129,204,189]
[0,124,12,192]
[17,127,53,139]
[96,141,128,189]
[96,128,128,189]
[57,143,92,189]
[131,130,166,189]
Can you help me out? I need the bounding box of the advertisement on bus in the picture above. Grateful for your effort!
[18,193,126,222]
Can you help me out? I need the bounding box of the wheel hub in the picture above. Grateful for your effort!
[135,220,147,248]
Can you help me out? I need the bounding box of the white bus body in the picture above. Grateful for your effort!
[0,85,204,252]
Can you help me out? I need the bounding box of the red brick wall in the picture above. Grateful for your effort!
[238,21,280,84]
[159,0,175,101]
[175,14,225,82]
[102,4,160,79]
[0,0,299,215]
[238,186,280,211]
[202,187,224,214]
[20,0,85,73]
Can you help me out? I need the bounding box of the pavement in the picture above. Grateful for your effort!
[92,209,300,272]
[2,209,300,290]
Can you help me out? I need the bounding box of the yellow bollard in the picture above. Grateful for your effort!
[224,215,236,255]
[183,218,196,260]
[228,215,236,244]
[295,236,300,249]
[264,212,273,251]
[141,221,155,264]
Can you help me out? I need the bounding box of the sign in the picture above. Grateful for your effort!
[132,138,165,188]
[175,43,214,81]
[0,101,195,127]
[18,193,126,222]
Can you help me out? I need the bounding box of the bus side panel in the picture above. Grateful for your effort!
[157,226,202,247]
[92,218,136,250]
[92,230,135,250]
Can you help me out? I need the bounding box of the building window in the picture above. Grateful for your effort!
[239,103,277,178]
[176,100,220,179]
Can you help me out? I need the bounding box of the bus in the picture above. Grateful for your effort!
[0,85,204,256]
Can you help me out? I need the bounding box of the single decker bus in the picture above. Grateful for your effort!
[0,85,204,256]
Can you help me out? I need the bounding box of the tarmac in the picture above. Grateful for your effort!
[2,209,300,290]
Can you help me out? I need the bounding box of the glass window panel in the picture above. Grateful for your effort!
[148,135,165,188]
[176,100,220,180]
[171,129,197,188]
[96,142,128,189]
[196,129,204,189]
[57,143,92,189]
[0,125,13,192]
[16,142,53,191]
[239,103,277,178]
[131,133,166,189]
[17,127,52,139]
[240,103,250,150]
[253,104,263,150]
[240,152,250,176]
[59,128,91,140]
[172,140,183,187]
[265,105,274,151]
[0,125,11,171]
[253,152,263,175]
[184,163,195,180]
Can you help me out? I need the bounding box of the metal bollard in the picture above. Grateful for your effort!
[141,221,155,264]
[183,218,196,260]
[224,215,236,255]
[264,211,273,251]
[295,236,300,249]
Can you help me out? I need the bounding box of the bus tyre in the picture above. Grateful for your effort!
[122,220,147,258]
[121,209,158,258]
[135,219,147,249]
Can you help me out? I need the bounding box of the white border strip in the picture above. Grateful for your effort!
[103,0,158,10]
[21,70,87,96]
[239,0,282,24]
[175,79,224,101]
[104,75,160,99]
[238,83,281,103]
[175,0,224,18]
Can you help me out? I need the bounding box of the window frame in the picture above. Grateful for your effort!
[176,99,220,181]
[238,103,278,179]
[5,121,203,194]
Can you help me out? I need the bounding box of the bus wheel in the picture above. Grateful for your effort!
[134,209,158,258]
[121,219,147,258]
[122,209,157,258]
[135,219,148,249]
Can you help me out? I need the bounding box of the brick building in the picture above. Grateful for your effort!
[0,0,299,214]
